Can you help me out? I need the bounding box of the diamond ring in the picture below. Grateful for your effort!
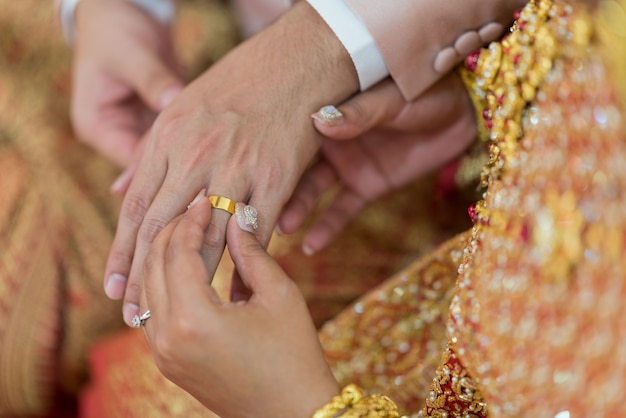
[131,310,151,328]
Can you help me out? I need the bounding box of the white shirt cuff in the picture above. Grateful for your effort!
[60,0,81,44]
[306,0,389,91]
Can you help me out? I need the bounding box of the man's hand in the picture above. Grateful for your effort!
[103,1,360,324]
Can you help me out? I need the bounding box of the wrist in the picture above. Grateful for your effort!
[306,0,389,91]
[281,1,360,105]
[201,1,359,117]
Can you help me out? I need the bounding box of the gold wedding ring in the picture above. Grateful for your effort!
[208,195,236,214]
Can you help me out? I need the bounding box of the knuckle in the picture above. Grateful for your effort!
[237,248,266,273]
[107,247,133,270]
[171,314,200,340]
[275,277,300,302]
[138,217,169,245]
[121,194,151,228]
[265,158,286,182]
[201,220,226,253]
[142,250,158,280]
[124,279,141,300]
[152,113,183,148]
[346,100,369,127]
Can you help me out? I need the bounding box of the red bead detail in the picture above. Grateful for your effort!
[514,10,521,20]
[498,95,504,105]
[465,50,480,72]
[468,204,479,224]
[519,21,527,31]
[520,224,530,242]
[513,54,520,64]
[486,119,493,129]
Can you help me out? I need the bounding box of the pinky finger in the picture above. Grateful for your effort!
[301,187,366,256]
[277,160,337,235]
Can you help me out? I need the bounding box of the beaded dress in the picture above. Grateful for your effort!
[320,0,626,416]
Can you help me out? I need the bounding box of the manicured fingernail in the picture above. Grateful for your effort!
[105,273,127,299]
[302,243,315,256]
[187,189,207,210]
[123,303,140,327]
[159,86,182,109]
[274,224,284,236]
[110,169,132,195]
[235,202,259,233]
[311,105,344,126]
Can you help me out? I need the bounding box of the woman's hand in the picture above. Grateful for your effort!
[278,74,476,255]
[71,0,184,168]
[140,198,339,418]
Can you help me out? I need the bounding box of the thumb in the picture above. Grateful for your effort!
[311,79,405,140]
[115,47,184,112]
[226,203,289,297]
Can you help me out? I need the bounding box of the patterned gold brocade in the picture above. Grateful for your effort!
[433,0,626,416]
[319,0,626,417]
[0,3,125,414]
[319,233,468,415]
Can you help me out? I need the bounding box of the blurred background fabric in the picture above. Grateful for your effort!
[0,1,471,416]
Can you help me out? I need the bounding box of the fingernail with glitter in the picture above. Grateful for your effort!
[311,105,344,126]
[123,303,140,327]
[187,189,207,210]
[235,203,259,233]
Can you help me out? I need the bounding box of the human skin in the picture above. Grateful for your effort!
[97,0,525,325]
[137,71,478,415]
[72,0,184,168]
[102,1,359,325]
[139,198,340,418]
[279,73,476,255]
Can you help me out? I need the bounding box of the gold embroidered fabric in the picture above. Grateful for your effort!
[319,233,468,414]
[0,4,125,415]
[323,1,626,417]
[433,0,626,416]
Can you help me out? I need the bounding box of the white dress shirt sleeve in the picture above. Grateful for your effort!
[306,0,389,91]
